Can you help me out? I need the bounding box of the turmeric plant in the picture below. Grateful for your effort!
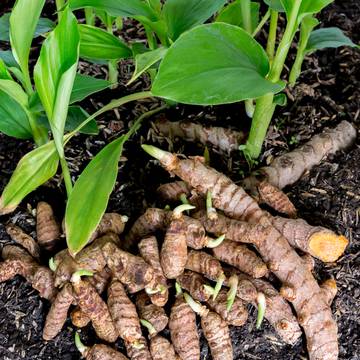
[149,335,179,360]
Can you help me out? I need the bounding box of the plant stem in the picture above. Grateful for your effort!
[60,156,73,197]
[266,10,278,63]
[245,2,302,159]
[55,0,64,21]
[108,60,119,87]
[85,8,95,26]
[252,9,270,37]
[28,111,48,146]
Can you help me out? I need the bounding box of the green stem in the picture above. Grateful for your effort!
[74,333,88,355]
[60,156,73,197]
[108,60,119,87]
[226,275,238,311]
[28,111,48,147]
[145,25,157,50]
[256,292,266,329]
[266,10,278,63]
[85,8,95,26]
[240,0,252,34]
[252,9,271,37]
[245,2,302,159]
[55,0,64,21]
[213,273,226,301]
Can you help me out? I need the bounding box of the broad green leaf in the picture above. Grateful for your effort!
[0,13,55,41]
[0,79,28,107]
[0,141,59,215]
[34,7,80,158]
[281,0,333,22]
[216,1,260,32]
[128,47,167,85]
[146,0,162,14]
[69,0,158,20]
[152,23,283,105]
[0,89,32,139]
[162,0,227,40]
[9,0,46,86]
[38,106,99,135]
[0,50,18,68]
[306,27,357,53]
[71,73,111,103]
[0,59,12,80]
[65,135,127,255]
[79,24,131,60]
[263,0,284,11]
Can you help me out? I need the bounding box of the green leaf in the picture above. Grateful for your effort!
[9,0,46,88]
[146,0,162,14]
[263,0,284,12]
[65,135,126,255]
[162,0,227,40]
[0,89,32,139]
[281,0,333,22]
[38,106,99,135]
[70,73,111,103]
[216,1,260,32]
[69,0,158,20]
[0,50,18,68]
[0,141,59,215]
[0,79,28,107]
[306,27,357,53]
[34,6,80,158]
[0,59,12,80]
[128,47,167,85]
[0,13,55,41]
[273,93,287,106]
[152,23,283,105]
[78,24,131,60]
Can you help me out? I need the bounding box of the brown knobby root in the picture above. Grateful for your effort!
[0,259,30,282]
[75,333,129,360]
[212,239,268,278]
[257,181,297,218]
[71,271,117,343]
[36,202,61,251]
[321,278,338,306]
[242,120,356,215]
[71,307,91,328]
[185,250,226,300]
[125,208,171,248]
[6,224,40,259]
[138,236,168,306]
[272,216,348,263]
[43,283,75,340]
[54,233,119,287]
[206,288,248,326]
[160,206,191,279]
[125,336,152,360]
[142,146,335,360]
[136,292,168,336]
[102,242,155,293]
[176,270,212,302]
[150,335,179,360]
[157,181,192,202]
[169,291,200,360]
[301,254,316,272]
[154,117,246,153]
[184,293,233,360]
[1,245,57,301]
[90,213,128,241]
[227,268,302,345]
[224,277,258,303]
[107,280,142,343]
[88,267,112,294]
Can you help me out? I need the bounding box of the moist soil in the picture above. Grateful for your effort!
[0,0,359,359]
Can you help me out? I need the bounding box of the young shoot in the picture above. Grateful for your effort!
[226,275,239,312]
[172,204,196,219]
[179,193,190,206]
[206,234,226,249]
[213,272,226,301]
[71,269,94,283]
[256,292,266,329]
[48,257,56,272]
[184,292,209,318]
[146,284,167,295]
[203,146,210,165]
[203,285,215,297]
[140,319,157,337]
[175,282,183,297]
[206,190,217,220]
[74,332,88,356]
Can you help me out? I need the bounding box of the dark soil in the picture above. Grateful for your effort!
[0,0,359,359]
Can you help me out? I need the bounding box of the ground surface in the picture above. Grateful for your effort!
[0,0,359,359]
